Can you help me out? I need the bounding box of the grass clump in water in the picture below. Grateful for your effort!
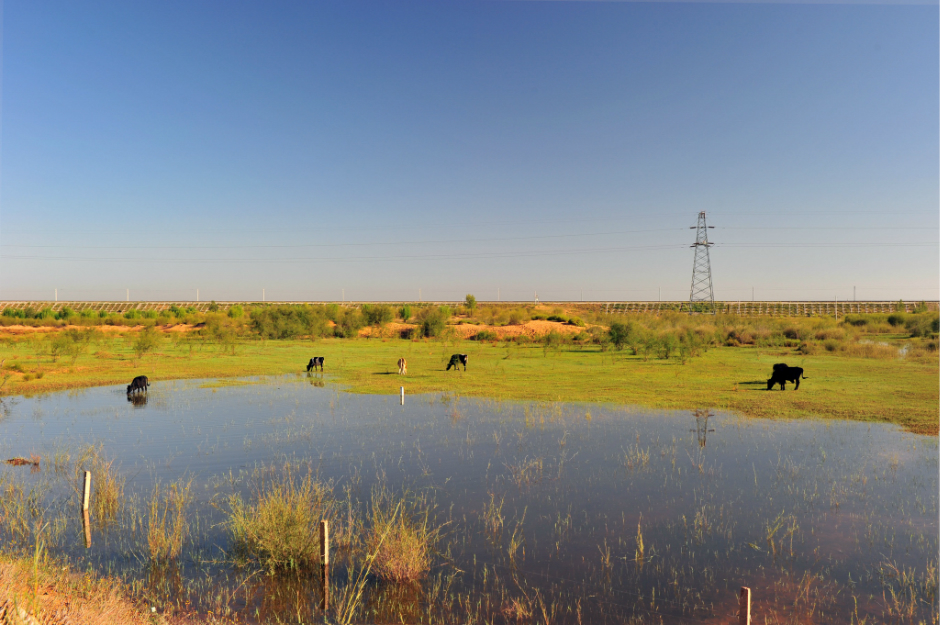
[75,445,125,525]
[366,487,440,583]
[147,478,193,561]
[226,464,334,572]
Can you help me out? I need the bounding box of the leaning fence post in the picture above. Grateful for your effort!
[739,586,751,625]
[82,471,91,511]
[320,519,330,611]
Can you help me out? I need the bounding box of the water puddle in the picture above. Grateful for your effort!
[0,376,936,623]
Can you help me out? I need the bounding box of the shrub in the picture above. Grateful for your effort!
[913,301,930,314]
[567,316,585,327]
[228,305,244,319]
[547,315,567,323]
[56,306,75,321]
[887,313,906,327]
[142,310,157,319]
[797,341,818,355]
[814,328,845,341]
[208,300,220,313]
[465,294,477,312]
[507,309,528,326]
[541,330,564,354]
[417,307,450,338]
[473,330,498,341]
[398,305,412,322]
[124,309,140,320]
[250,305,331,339]
[226,465,334,572]
[335,309,365,338]
[133,327,162,360]
[168,305,182,317]
[362,304,394,327]
[906,313,940,338]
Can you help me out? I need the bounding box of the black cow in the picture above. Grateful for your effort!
[127,375,150,395]
[306,357,324,373]
[767,363,807,390]
[446,354,468,371]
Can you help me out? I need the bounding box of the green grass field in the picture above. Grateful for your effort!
[1,335,936,435]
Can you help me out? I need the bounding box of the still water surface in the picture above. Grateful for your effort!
[0,376,936,623]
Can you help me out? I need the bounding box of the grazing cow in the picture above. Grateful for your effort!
[127,375,149,395]
[446,354,468,372]
[767,363,807,390]
[398,358,407,375]
[306,357,324,373]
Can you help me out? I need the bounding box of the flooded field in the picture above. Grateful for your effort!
[0,376,936,623]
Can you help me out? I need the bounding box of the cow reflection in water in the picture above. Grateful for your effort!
[127,392,148,408]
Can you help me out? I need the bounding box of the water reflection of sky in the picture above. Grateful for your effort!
[0,376,936,623]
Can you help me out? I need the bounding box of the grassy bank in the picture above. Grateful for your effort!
[1,332,936,435]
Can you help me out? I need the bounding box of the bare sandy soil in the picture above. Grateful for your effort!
[358,319,587,339]
[0,323,202,336]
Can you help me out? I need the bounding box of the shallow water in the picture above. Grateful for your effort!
[0,376,936,623]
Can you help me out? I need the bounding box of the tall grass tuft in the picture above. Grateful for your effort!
[366,486,440,582]
[75,445,125,525]
[147,478,193,561]
[226,464,334,571]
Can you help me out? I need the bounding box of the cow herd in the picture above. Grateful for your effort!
[126,357,807,402]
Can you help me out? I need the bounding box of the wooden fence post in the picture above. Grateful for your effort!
[82,510,92,548]
[739,586,751,625]
[82,471,91,511]
[320,520,329,611]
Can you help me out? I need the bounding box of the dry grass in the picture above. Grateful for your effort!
[366,487,440,582]
[147,479,193,561]
[0,552,154,625]
[226,464,335,572]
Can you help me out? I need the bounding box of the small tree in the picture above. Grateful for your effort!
[608,322,631,351]
[465,294,477,312]
[133,327,161,361]
[398,305,412,322]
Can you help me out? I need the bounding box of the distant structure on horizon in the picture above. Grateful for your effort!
[687,211,716,315]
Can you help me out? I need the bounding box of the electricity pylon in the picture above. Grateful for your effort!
[687,211,716,314]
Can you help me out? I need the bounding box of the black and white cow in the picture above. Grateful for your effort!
[306,357,324,373]
[446,354,468,372]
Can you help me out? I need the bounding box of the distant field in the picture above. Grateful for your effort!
[1,335,936,435]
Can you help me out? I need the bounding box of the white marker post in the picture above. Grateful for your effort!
[400,386,404,406]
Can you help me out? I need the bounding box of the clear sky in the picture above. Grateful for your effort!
[1,1,937,302]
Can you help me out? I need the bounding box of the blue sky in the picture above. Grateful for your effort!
[1,1,937,302]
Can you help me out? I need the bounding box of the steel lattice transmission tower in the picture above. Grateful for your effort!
[687,211,716,314]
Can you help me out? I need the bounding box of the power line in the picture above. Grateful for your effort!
[1,210,934,236]
[2,226,929,251]
[1,241,935,265]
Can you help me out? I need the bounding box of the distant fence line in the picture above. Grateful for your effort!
[0,300,935,317]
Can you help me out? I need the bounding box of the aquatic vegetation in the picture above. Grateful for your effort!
[226,464,335,572]
[147,478,192,561]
